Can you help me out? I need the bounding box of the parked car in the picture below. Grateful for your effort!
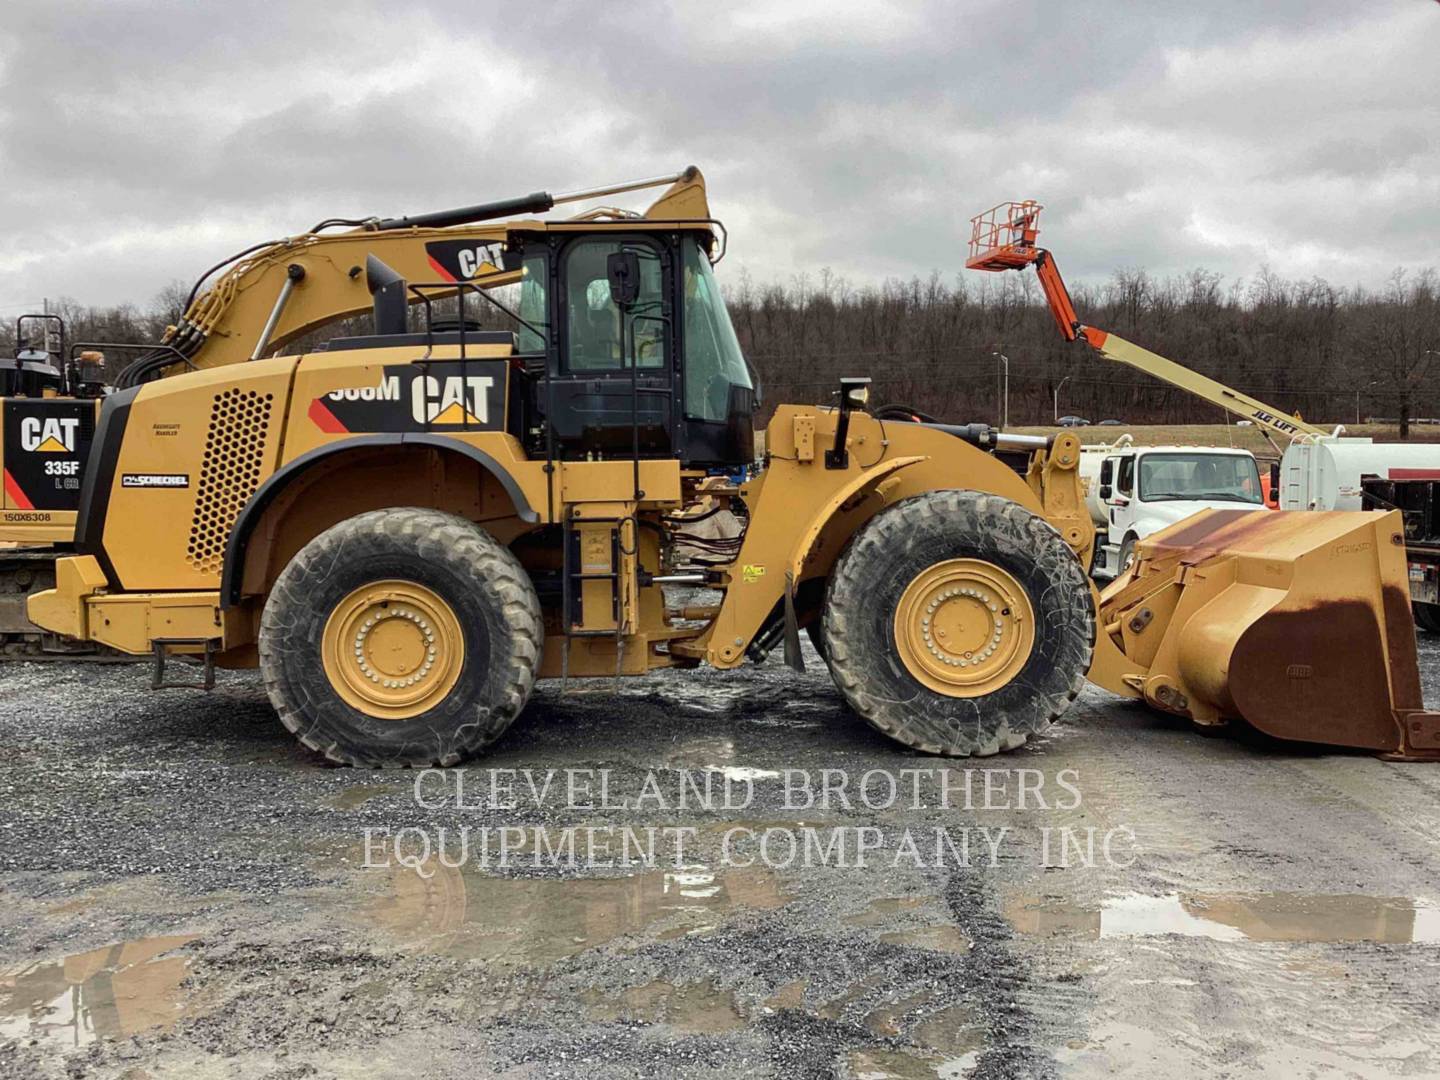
[1098,419,1124,426]
[1058,415,1091,427]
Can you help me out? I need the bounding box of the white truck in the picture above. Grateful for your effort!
[1079,437,1265,577]
[1276,436,1440,510]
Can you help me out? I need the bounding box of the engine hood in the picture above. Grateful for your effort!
[1135,498,1266,534]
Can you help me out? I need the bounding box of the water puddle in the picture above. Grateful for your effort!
[819,970,889,1020]
[848,1048,943,1079]
[663,735,780,781]
[765,978,808,1011]
[583,979,743,1033]
[331,786,392,810]
[708,765,782,782]
[912,1004,984,1059]
[0,935,196,1049]
[864,989,935,1036]
[357,861,786,964]
[844,897,927,927]
[880,925,973,954]
[847,1046,978,1079]
[1007,891,1440,943]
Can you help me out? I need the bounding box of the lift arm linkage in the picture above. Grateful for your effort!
[135,168,711,380]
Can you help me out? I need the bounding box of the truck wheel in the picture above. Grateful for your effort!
[822,490,1093,756]
[1118,535,1138,573]
[1415,603,1440,634]
[259,508,542,767]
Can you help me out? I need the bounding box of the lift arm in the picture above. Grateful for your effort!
[120,168,713,384]
[966,201,1328,441]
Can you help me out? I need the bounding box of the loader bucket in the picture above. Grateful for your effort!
[1089,508,1440,759]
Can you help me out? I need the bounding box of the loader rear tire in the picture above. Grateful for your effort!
[259,508,542,767]
[822,490,1093,756]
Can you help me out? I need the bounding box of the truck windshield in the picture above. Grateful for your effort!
[1139,453,1262,503]
[682,238,752,422]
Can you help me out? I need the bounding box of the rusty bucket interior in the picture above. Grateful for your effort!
[1088,508,1440,759]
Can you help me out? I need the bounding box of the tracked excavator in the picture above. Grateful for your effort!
[0,315,110,656]
[21,171,1440,763]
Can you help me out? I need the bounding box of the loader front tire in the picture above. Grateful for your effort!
[259,508,542,767]
[822,490,1093,756]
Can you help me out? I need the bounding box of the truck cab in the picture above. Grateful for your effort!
[1081,442,1264,577]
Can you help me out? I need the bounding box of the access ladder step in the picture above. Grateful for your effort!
[151,638,220,691]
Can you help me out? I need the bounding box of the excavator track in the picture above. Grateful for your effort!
[0,550,126,662]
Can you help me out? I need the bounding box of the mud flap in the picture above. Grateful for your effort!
[783,571,805,673]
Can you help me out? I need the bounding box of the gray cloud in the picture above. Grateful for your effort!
[0,0,1434,311]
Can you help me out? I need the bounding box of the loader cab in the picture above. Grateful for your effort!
[513,227,756,468]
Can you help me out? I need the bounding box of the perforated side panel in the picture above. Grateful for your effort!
[187,389,274,574]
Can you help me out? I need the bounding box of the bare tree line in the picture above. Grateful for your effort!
[6,263,1437,435]
[729,265,1440,436]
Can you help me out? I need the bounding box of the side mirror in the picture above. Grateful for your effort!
[1099,459,1114,485]
[1099,484,1112,500]
[1268,461,1280,505]
[606,251,641,309]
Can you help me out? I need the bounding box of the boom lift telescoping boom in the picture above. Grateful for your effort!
[965,201,1329,446]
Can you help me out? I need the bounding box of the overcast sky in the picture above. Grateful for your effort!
[1,0,1436,312]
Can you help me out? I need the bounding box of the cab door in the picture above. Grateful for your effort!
[1105,453,1137,539]
[544,234,676,459]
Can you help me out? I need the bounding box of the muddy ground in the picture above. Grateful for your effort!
[3,636,1440,1079]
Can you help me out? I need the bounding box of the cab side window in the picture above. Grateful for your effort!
[563,239,665,372]
[516,251,549,355]
[1117,456,1135,496]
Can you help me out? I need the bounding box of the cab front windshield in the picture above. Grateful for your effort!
[1139,453,1262,503]
[683,238,752,422]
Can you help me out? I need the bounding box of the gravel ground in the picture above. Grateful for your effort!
[2,637,1440,1079]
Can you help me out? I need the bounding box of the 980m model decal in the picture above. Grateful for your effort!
[3,400,95,511]
[308,363,507,435]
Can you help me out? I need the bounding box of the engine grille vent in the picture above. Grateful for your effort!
[187,388,274,574]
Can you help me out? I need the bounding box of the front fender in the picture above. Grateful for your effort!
[785,455,927,586]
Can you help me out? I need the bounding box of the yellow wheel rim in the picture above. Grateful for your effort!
[893,558,1035,696]
[321,580,465,720]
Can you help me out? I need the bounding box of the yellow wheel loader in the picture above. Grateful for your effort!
[24,169,1102,764]
[24,170,1440,763]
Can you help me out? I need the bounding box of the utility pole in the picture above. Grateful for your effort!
[993,350,1010,429]
[1356,380,1377,425]
[1053,375,1071,423]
